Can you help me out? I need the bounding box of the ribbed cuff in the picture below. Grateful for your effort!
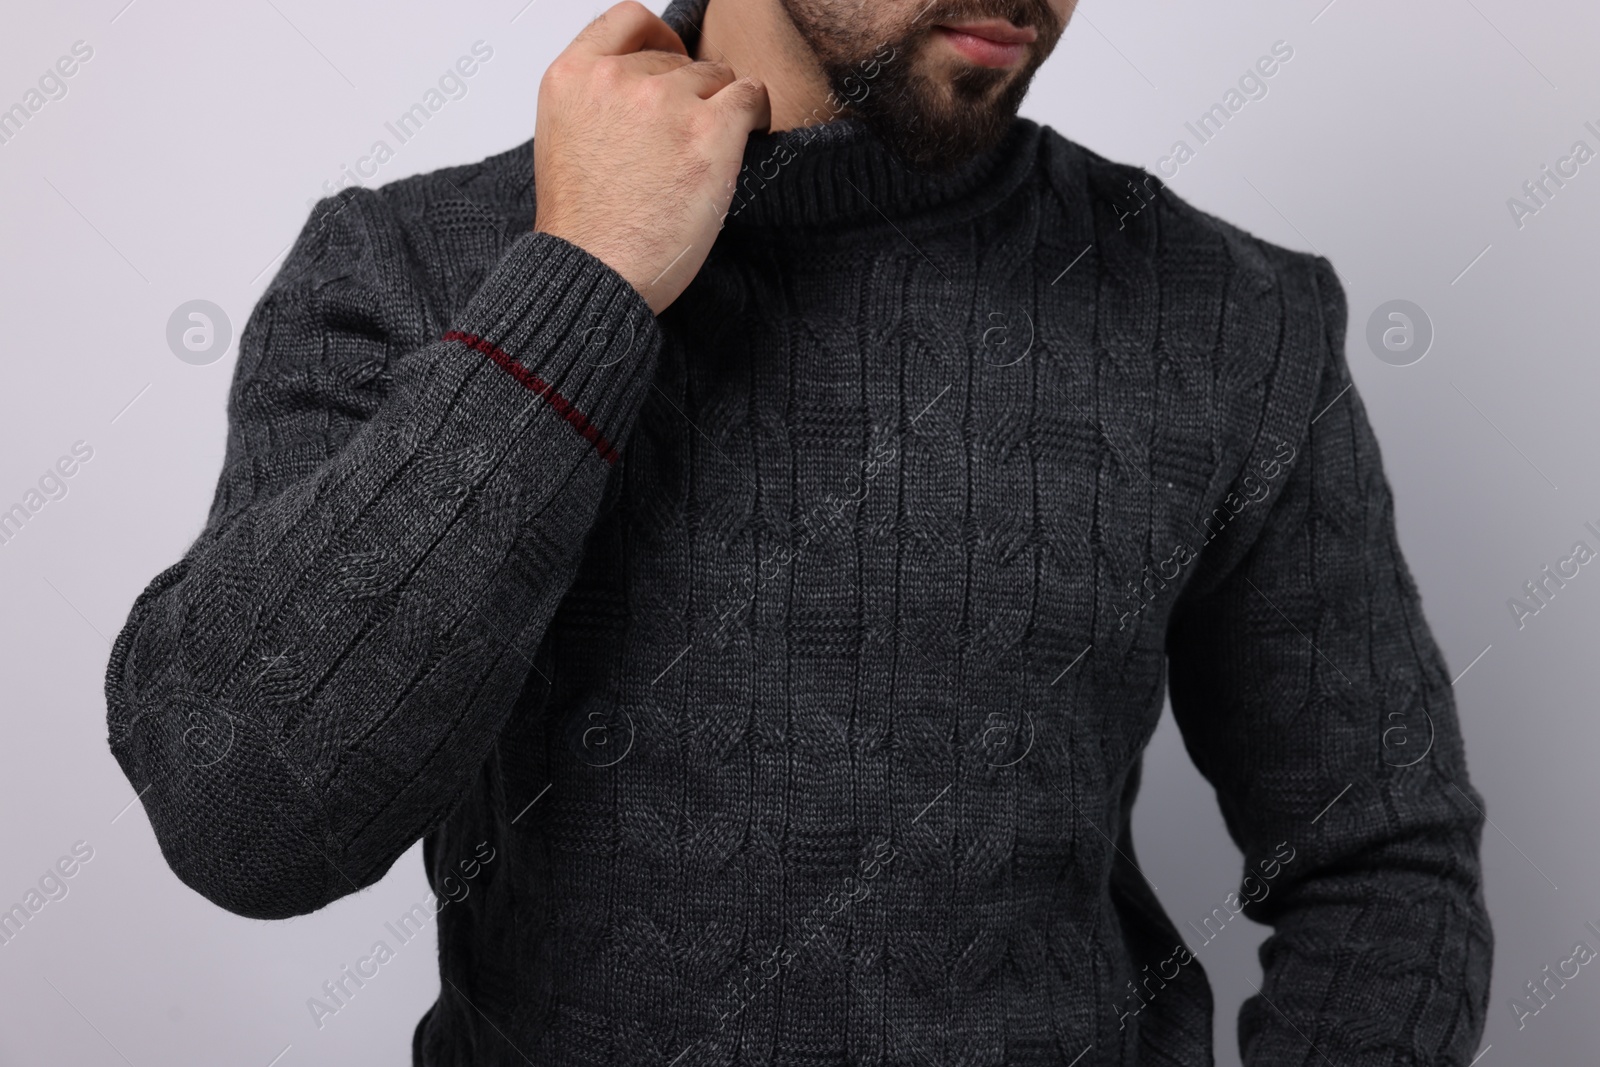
[437,229,662,466]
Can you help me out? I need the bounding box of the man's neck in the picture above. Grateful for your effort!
[695,0,838,132]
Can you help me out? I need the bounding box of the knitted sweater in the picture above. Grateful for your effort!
[103,1,1492,1062]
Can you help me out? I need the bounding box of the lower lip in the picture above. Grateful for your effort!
[934,26,1030,68]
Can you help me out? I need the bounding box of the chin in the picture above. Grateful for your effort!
[879,117,1016,172]
[855,69,1032,172]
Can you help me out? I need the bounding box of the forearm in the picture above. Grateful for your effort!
[1239,788,1491,1065]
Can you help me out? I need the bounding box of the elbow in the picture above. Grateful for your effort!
[162,837,340,922]
[106,582,358,920]
[107,709,354,921]
[152,788,346,921]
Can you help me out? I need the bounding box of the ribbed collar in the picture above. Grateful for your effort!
[659,0,1042,232]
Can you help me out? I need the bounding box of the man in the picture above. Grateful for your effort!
[104,0,1492,1062]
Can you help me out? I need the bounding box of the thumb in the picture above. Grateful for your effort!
[708,76,772,136]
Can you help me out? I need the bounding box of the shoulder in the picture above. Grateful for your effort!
[310,137,539,328]
[1036,123,1336,292]
[257,138,535,354]
[370,136,535,229]
[294,135,536,249]
[1034,124,1344,409]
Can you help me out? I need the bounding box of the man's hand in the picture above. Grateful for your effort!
[533,1,771,315]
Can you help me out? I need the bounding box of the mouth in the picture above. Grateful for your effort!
[932,19,1038,68]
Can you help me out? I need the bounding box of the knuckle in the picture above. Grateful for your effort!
[634,73,672,107]
[602,0,650,31]
[591,54,626,87]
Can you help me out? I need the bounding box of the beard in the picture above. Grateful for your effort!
[778,0,1066,171]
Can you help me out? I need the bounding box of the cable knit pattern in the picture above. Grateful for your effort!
[103,1,1491,1062]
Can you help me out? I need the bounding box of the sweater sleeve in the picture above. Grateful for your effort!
[103,185,662,920]
[1164,257,1493,1065]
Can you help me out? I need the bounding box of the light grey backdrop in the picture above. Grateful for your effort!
[2,0,1595,1063]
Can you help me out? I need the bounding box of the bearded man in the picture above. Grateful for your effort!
[104,0,1492,1063]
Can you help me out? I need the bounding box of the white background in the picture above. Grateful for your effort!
[1,0,1597,1063]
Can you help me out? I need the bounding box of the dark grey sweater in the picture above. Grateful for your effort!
[103,2,1492,1062]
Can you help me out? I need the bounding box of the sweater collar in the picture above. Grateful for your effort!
[659,0,1042,232]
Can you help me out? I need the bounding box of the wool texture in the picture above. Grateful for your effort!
[103,1,1492,1062]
